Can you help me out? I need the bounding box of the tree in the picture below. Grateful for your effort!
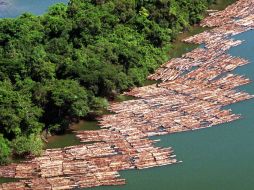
[11,134,44,157]
[33,79,89,133]
[0,80,44,136]
[0,134,11,165]
[0,0,215,163]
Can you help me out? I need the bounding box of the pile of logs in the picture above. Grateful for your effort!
[201,0,254,27]
[1,0,254,189]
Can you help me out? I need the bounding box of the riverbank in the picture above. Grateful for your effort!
[0,0,237,158]
[102,29,254,190]
[45,0,236,150]
[1,0,253,189]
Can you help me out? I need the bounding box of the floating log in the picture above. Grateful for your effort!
[1,0,254,189]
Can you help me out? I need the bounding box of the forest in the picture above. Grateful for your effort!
[0,0,215,164]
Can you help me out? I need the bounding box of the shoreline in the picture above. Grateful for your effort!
[45,0,237,150]
[2,0,254,190]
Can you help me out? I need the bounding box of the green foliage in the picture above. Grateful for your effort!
[0,134,11,165]
[33,79,89,133]
[89,97,109,115]
[0,0,214,163]
[0,80,44,136]
[11,134,44,156]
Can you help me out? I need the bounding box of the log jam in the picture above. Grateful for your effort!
[1,0,254,189]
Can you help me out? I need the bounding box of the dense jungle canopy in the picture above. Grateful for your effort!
[0,0,215,163]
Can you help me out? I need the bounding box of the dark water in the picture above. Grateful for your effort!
[0,0,68,18]
[168,26,207,59]
[46,121,101,149]
[86,29,254,190]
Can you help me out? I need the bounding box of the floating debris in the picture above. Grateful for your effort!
[1,0,254,189]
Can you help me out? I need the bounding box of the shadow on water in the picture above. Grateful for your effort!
[45,120,101,149]
[209,0,236,11]
[168,26,208,59]
[0,178,18,184]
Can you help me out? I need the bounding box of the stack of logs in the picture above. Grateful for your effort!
[1,0,254,189]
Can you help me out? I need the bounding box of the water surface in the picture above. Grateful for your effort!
[86,29,254,190]
[0,0,68,18]
[2,1,253,189]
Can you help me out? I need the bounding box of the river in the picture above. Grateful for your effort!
[83,22,254,190]
[0,0,68,18]
[1,0,254,190]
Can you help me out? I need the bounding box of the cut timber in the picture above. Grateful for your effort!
[1,0,254,189]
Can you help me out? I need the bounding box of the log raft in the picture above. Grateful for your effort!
[1,0,254,189]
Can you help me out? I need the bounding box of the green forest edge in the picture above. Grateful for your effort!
[0,0,219,164]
